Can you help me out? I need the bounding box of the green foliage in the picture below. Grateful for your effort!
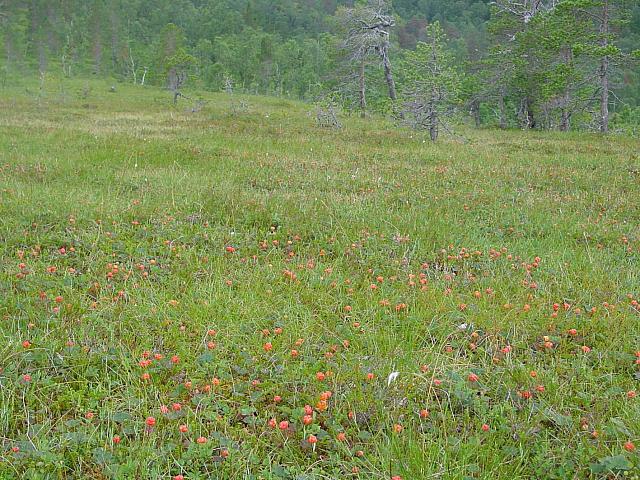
[611,104,640,134]
[0,0,638,124]
[480,0,640,130]
[399,21,463,107]
[164,49,197,75]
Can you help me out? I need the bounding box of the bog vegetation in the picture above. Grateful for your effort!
[0,76,639,479]
[1,0,640,478]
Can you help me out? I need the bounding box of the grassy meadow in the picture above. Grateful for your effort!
[0,77,639,479]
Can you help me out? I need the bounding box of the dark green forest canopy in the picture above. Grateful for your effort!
[1,0,639,129]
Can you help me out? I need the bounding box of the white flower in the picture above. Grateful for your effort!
[387,371,399,386]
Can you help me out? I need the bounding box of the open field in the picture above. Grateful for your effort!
[1,78,639,479]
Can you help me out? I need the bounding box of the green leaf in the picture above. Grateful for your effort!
[63,432,89,445]
[112,411,132,423]
[92,447,114,465]
[590,455,632,473]
[272,465,288,477]
[467,464,481,474]
[240,406,256,416]
[542,407,572,429]
[608,417,632,437]
[197,352,215,364]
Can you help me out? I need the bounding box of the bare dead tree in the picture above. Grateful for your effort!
[128,45,137,84]
[314,93,342,128]
[493,0,559,24]
[517,97,537,128]
[37,71,46,107]
[224,75,233,94]
[188,99,207,113]
[61,52,71,77]
[337,0,398,117]
[168,69,186,104]
[230,99,249,116]
[316,104,342,128]
[363,1,397,101]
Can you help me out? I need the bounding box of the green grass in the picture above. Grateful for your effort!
[0,77,639,479]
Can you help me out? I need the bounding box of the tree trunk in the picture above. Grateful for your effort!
[38,42,47,73]
[93,37,102,75]
[527,98,536,128]
[518,97,536,129]
[429,114,438,141]
[560,107,570,131]
[380,41,397,101]
[358,57,366,118]
[599,56,609,132]
[429,95,438,141]
[5,34,15,63]
[599,0,609,133]
[498,91,506,129]
[470,98,480,127]
[110,11,119,71]
[559,46,572,132]
[129,47,136,84]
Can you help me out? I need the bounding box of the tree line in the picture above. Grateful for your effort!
[1,0,639,135]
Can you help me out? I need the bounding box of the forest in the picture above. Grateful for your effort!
[1,0,639,134]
